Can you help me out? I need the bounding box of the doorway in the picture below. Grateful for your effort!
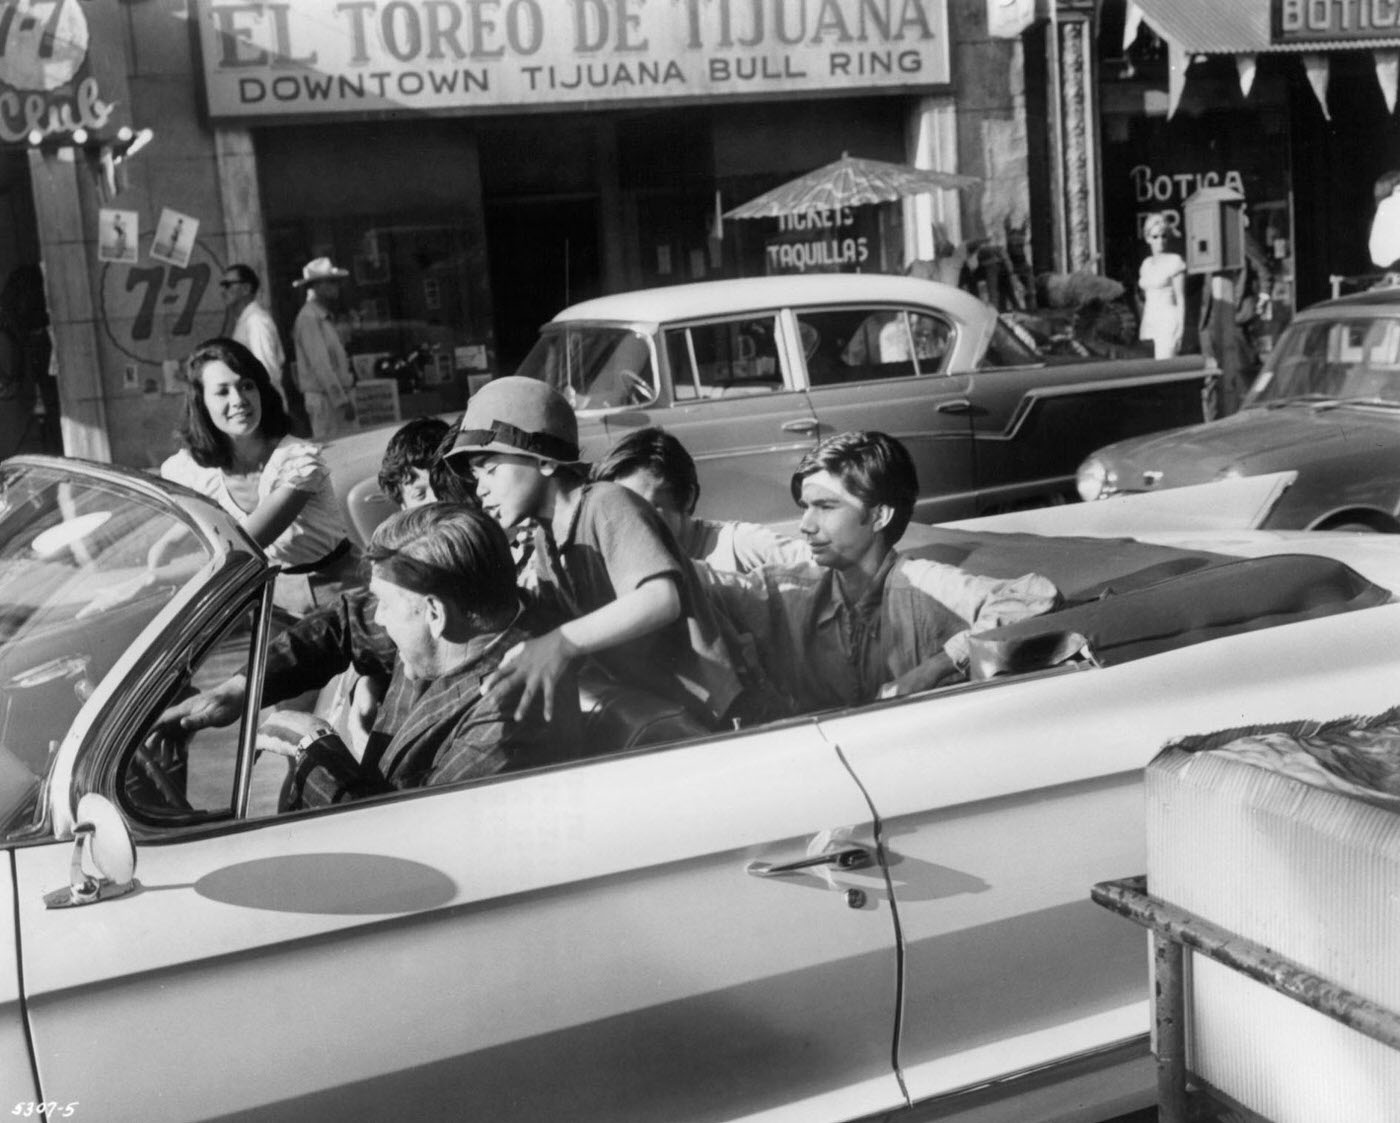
[0,149,58,457]
[484,196,601,376]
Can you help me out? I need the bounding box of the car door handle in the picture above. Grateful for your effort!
[781,417,820,433]
[746,846,874,878]
[936,399,974,415]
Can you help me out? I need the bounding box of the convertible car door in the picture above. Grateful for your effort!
[12,722,904,1121]
[0,860,40,1109]
[820,615,1400,1114]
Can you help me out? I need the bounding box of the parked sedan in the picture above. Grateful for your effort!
[1078,285,1400,531]
[326,274,1207,544]
[3,457,1398,1122]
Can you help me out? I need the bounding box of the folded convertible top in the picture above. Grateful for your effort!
[967,551,1392,678]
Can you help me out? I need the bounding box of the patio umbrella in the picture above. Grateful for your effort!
[723,153,979,219]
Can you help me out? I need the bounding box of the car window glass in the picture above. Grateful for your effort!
[120,603,262,830]
[981,318,1043,368]
[1258,316,1400,404]
[797,307,951,387]
[0,465,212,840]
[516,326,656,411]
[664,315,783,401]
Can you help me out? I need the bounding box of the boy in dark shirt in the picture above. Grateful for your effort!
[447,377,741,728]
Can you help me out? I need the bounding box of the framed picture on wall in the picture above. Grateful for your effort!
[150,208,197,268]
[98,208,139,264]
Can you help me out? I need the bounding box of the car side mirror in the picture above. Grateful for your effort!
[44,793,138,909]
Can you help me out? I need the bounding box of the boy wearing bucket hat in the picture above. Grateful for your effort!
[292,256,356,438]
[448,376,742,729]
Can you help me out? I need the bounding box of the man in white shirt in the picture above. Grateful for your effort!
[292,256,356,438]
[221,264,288,406]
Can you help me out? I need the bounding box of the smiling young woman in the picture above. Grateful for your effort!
[158,337,357,615]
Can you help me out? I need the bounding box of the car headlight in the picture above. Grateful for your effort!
[1076,457,1116,501]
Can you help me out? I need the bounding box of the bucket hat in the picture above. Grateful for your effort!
[293,256,350,287]
[449,376,580,464]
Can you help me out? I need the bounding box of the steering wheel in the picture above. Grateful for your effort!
[130,729,193,813]
[617,369,652,405]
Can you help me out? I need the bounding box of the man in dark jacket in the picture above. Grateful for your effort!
[160,503,576,808]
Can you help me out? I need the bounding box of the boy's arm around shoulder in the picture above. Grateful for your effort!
[486,577,682,723]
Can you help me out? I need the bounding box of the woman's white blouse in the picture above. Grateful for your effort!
[160,436,345,568]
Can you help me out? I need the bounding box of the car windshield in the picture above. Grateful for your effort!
[1252,314,1400,406]
[516,324,656,411]
[0,463,210,834]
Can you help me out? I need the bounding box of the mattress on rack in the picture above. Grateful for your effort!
[1147,719,1400,1123]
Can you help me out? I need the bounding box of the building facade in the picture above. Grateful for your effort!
[1097,0,1400,352]
[7,0,1054,467]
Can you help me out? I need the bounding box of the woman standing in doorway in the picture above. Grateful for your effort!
[1137,213,1187,359]
[159,337,356,615]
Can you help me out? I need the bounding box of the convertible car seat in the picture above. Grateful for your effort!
[575,663,712,758]
[345,475,397,547]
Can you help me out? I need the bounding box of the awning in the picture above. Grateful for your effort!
[1129,0,1400,55]
[1127,0,1400,116]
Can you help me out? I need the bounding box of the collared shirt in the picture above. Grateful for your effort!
[233,300,286,394]
[272,606,575,807]
[524,481,742,726]
[701,552,1060,714]
[292,298,352,406]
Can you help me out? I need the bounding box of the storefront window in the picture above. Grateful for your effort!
[258,121,496,430]
[266,214,482,426]
[1099,10,1294,355]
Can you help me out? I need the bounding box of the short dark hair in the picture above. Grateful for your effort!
[428,417,479,506]
[790,430,919,546]
[226,263,260,295]
[590,426,700,514]
[378,416,451,505]
[366,502,517,626]
[179,337,291,470]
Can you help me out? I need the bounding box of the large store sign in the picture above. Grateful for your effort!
[194,0,951,120]
[1274,0,1400,43]
[0,0,131,146]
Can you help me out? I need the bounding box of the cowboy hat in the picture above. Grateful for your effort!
[293,256,350,287]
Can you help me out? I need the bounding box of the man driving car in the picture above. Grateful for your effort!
[159,503,576,808]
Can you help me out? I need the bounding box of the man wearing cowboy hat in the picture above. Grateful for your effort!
[292,256,356,438]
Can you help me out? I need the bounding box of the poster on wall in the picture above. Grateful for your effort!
[98,209,139,264]
[351,380,401,428]
[151,208,199,268]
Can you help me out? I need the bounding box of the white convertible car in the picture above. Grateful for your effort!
[2,458,1397,1123]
